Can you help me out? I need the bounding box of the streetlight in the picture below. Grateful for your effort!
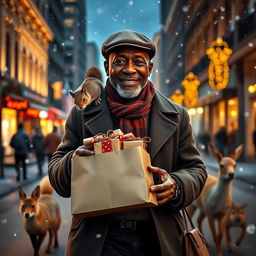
[206,37,232,90]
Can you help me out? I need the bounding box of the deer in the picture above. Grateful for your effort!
[187,143,243,256]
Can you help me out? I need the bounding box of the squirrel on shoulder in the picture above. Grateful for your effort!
[69,67,103,110]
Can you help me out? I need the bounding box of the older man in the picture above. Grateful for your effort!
[48,30,207,256]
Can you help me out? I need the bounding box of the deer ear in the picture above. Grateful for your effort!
[69,90,75,98]
[230,144,243,160]
[209,143,223,162]
[18,186,27,200]
[31,185,40,200]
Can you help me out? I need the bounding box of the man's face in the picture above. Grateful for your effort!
[104,46,153,98]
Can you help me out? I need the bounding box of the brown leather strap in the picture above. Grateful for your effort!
[182,208,194,256]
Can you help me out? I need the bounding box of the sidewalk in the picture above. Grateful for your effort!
[201,153,256,185]
[0,161,48,199]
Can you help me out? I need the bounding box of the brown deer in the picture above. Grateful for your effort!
[187,144,243,256]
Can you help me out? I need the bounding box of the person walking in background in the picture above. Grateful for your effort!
[253,128,256,158]
[32,127,45,176]
[44,126,61,162]
[214,126,228,155]
[10,123,31,182]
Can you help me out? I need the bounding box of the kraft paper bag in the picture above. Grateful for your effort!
[71,146,157,217]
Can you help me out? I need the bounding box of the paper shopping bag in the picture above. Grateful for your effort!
[71,146,157,217]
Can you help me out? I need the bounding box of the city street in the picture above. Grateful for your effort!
[0,160,255,256]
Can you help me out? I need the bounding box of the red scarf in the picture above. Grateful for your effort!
[106,79,155,137]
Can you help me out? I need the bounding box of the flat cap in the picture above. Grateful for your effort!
[101,30,156,59]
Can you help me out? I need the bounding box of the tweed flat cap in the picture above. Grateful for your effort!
[101,30,156,59]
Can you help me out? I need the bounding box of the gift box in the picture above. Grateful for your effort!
[71,146,157,217]
[94,138,121,154]
[123,140,146,150]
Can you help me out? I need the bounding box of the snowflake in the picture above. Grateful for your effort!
[238,167,244,172]
[165,79,170,84]
[180,43,183,47]
[122,19,126,23]
[96,233,102,239]
[178,62,183,67]
[246,224,256,234]
[155,69,159,73]
[220,16,225,20]
[175,32,179,36]
[182,5,189,13]
[96,8,104,15]
[254,66,256,70]
[128,1,133,6]
[177,54,182,58]
[1,218,7,224]
[235,15,240,21]
[248,42,254,47]
[213,20,218,25]
[213,8,217,13]
[220,6,225,12]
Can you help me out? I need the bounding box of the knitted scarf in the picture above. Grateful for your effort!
[106,79,155,138]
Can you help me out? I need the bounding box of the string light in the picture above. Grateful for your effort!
[181,72,200,107]
[206,37,232,90]
[170,89,184,105]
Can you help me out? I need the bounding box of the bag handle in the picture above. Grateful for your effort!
[181,208,195,256]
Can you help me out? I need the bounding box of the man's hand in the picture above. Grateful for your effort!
[72,145,95,158]
[148,165,178,205]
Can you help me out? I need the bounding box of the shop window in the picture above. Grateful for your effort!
[64,6,75,13]
[64,19,74,27]
[218,100,226,127]
[2,108,17,156]
[227,98,238,132]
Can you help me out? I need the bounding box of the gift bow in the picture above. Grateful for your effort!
[90,130,151,146]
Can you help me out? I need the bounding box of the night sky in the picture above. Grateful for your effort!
[87,0,160,73]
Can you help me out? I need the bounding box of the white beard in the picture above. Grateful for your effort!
[110,80,147,99]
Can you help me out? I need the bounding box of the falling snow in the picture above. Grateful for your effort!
[246,224,256,234]
[235,15,240,21]
[182,5,189,13]
[165,79,170,84]
[238,167,244,172]
[96,233,102,239]
[1,218,7,224]
[248,42,254,47]
[220,6,225,12]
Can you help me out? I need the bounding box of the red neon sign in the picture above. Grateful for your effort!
[26,108,39,118]
[5,96,28,110]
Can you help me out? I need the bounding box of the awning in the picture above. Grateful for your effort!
[47,107,67,120]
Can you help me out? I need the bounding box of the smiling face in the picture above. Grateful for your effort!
[104,46,153,98]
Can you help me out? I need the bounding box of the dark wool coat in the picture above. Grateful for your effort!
[48,89,207,256]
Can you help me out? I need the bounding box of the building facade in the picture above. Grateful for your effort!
[0,0,53,162]
[161,0,256,159]
[63,0,87,90]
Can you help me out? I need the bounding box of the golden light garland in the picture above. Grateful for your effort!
[181,72,200,108]
[170,89,184,105]
[206,37,232,90]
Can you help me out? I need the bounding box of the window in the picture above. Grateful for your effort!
[64,19,74,27]
[5,33,11,75]
[64,7,75,13]
[15,41,19,79]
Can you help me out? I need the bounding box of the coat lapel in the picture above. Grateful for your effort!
[83,89,179,161]
[82,91,114,135]
[148,92,179,160]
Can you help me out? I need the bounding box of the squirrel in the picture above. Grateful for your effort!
[69,67,103,110]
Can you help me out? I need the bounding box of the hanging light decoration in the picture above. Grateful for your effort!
[170,89,184,105]
[206,37,232,90]
[181,72,200,108]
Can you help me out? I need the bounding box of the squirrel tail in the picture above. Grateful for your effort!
[86,67,103,81]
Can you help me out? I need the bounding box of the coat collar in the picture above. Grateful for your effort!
[83,89,180,160]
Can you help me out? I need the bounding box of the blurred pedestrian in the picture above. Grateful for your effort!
[202,131,210,154]
[44,126,61,161]
[32,127,45,176]
[214,126,227,155]
[10,123,31,182]
[228,123,237,154]
[253,129,256,158]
